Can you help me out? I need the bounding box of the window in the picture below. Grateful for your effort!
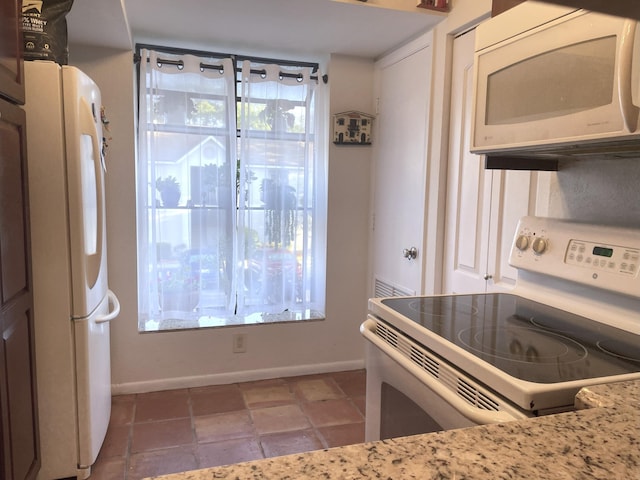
[136,47,327,331]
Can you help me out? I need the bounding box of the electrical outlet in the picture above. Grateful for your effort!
[233,334,247,353]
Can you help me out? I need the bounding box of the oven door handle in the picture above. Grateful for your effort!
[361,319,519,425]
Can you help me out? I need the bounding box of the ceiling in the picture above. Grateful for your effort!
[66,0,446,60]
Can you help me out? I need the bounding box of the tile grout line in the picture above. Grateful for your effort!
[187,388,199,469]
[236,380,268,462]
[123,395,137,480]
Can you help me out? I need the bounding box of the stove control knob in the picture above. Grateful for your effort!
[515,235,529,251]
[532,237,548,255]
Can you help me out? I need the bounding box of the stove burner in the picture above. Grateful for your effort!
[597,340,640,362]
[528,317,581,336]
[458,326,588,364]
[529,316,640,363]
[529,317,562,332]
[407,297,478,317]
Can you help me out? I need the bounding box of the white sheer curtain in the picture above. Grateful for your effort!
[137,48,326,330]
[235,61,327,320]
[137,49,237,330]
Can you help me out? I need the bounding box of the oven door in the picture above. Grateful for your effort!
[361,317,530,441]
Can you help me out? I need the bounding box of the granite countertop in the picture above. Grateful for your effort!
[150,380,640,480]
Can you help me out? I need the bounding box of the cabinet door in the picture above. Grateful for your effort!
[1,300,38,480]
[0,98,39,480]
[485,170,539,292]
[0,0,25,104]
[371,40,432,296]
[443,29,539,294]
[443,29,492,294]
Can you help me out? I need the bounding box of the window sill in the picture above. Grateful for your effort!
[138,309,325,333]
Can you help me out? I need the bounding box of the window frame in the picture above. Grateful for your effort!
[135,44,327,332]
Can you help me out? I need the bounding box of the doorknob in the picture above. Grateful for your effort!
[483,274,493,280]
[403,247,418,260]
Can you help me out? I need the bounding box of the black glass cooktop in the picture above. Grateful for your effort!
[380,293,640,383]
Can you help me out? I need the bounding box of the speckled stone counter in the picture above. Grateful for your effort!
[149,380,640,480]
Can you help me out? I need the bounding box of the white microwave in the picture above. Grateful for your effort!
[471,1,640,163]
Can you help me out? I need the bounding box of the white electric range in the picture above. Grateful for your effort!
[362,216,640,441]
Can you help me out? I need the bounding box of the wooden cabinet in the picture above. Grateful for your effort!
[492,0,526,16]
[0,1,40,479]
[0,0,24,104]
[493,0,639,20]
[538,1,640,20]
[417,1,449,13]
[0,98,39,480]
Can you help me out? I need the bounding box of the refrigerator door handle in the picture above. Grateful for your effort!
[96,290,121,323]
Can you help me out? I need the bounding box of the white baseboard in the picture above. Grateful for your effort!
[111,359,365,395]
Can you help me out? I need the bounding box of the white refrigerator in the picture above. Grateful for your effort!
[22,60,120,480]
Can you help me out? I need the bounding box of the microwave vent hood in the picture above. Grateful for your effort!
[484,137,640,169]
[484,138,640,171]
[472,2,640,170]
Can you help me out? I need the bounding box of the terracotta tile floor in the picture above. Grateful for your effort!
[90,370,366,480]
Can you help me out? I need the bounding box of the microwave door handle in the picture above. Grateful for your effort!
[618,19,639,132]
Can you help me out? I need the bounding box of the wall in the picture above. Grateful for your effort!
[70,46,374,393]
[544,159,640,227]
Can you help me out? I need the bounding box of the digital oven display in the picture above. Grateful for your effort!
[592,246,614,258]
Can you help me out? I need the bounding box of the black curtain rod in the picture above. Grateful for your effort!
[147,54,326,83]
[151,57,320,82]
[151,57,225,74]
[134,43,323,76]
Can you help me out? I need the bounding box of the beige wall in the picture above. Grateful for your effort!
[70,46,374,393]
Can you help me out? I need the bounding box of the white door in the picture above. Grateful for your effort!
[371,38,433,296]
[485,169,539,292]
[443,29,540,294]
[62,66,109,317]
[443,29,492,294]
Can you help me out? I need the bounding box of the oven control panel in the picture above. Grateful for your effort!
[510,216,640,298]
[565,239,638,276]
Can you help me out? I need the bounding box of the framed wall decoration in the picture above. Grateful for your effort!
[333,111,374,145]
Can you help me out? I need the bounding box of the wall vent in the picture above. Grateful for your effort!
[374,277,415,298]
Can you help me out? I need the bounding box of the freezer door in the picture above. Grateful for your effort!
[73,292,118,470]
[62,66,109,318]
